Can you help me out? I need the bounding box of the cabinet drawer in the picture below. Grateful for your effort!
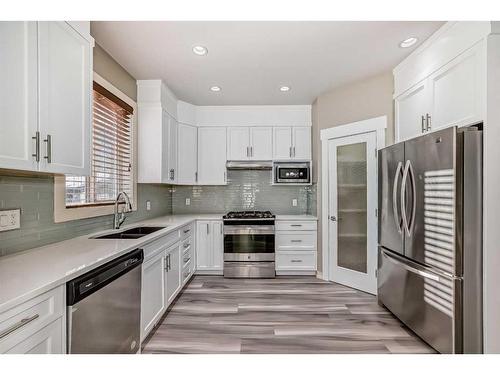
[276,232,316,251]
[0,286,64,353]
[180,223,194,240]
[181,236,193,254]
[276,221,317,231]
[5,317,63,354]
[182,261,194,284]
[142,230,180,260]
[276,251,317,271]
[182,248,194,271]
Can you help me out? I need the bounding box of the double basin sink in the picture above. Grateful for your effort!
[92,226,166,240]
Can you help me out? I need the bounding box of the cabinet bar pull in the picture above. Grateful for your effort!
[32,131,40,162]
[421,115,426,133]
[289,146,292,158]
[183,243,190,248]
[0,314,39,339]
[184,257,191,264]
[426,113,432,131]
[293,146,296,157]
[183,229,190,234]
[43,134,52,163]
[290,224,302,227]
[290,259,303,263]
[207,223,209,235]
[291,239,302,243]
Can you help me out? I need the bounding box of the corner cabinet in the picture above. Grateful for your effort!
[0,21,93,175]
[394,25,486,142]
[196,220,224,274]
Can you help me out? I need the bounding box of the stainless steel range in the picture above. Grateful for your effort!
[223,211,276,278]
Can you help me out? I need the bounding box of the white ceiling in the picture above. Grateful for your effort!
[91,21,444,105]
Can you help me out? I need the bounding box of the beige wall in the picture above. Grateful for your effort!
[312,71,394,273]
[92,42,137,101]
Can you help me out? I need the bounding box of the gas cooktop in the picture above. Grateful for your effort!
[223,210,275,219]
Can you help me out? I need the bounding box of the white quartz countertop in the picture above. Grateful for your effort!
[0,213,314,313]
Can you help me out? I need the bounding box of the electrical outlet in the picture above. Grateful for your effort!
[185,198,191,206]
[146,201,151,211]
[0,209,21,232]
[292,199,298,207]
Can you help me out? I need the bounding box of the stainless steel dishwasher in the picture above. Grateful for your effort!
[66,248,143,354]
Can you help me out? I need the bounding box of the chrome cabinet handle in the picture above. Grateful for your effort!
[426,113,432,131]
[393,161,403,234]
[183,257,191,264]
[0,314,39,339]
[183,229,190,234]
[183,243,190,248]
[290,259,302,263]
[421,115,426,133]
[32,131,40,162]
[251,146,253,157]
[206,223,209,235]
[43,134,52,163]
[293,146,296,157]
[291,239,302,243]
[246,146,249,157]
[195,171,198,183]
[289,146,292,158]
[290,224,302,227]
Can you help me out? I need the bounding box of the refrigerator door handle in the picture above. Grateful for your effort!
[382,248,441,282]
[408,160,417,234]
[401,160,411,236]
[392,161,403,233]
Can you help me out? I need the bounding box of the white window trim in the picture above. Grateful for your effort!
[54,73,138,223]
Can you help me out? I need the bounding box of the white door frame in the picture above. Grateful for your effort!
[320,116,387,291]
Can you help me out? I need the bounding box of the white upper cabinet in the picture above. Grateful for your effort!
[198,127,227,185]
[395,80,431,141]
[227,127,250,160]
[227,126,273,160]
[250,127,273,160]
[0,21,93,175]
[273,127,293,159]
[38,21,92,175]
[428,42,485,131]
[177,123,198,184]
[292,127,312,159]
[394,22,489,142]
[273,127,311,160]
[0,22,38,172]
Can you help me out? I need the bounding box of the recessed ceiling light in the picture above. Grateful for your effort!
[399,37,418,48]
[192,45,208,56]
[210,86,221,92]
[280,86,291,92]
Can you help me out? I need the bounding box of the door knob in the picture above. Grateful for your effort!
[330,216,337,222]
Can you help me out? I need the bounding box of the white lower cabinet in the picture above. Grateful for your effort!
[165,244,182,305]
[0,286,65,354]
[140,250,166,339]
[275,220,317,275]
[196,220,224,274]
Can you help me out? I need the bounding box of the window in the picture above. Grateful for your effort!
[54,73,137,223]
[65,81,134,207]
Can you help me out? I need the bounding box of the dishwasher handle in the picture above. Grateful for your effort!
[67,248,144,306]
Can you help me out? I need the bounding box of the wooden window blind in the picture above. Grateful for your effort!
[65,82,134,207]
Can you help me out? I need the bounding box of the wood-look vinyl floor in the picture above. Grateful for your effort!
[141,276,435,354]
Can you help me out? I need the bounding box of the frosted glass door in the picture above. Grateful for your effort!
[328,131,377,294]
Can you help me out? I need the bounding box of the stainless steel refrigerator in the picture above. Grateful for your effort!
[377,125,483,354]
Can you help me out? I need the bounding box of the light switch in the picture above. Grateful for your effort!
[292,199,298,207]
[0,209,21,232]
[185,198,191,206]
[146,201,151,211]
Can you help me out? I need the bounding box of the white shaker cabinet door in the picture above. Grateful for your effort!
[273,127,292,159]
[227,127,250,160]
[428,42,485,132]
[292,127,312,160]
[250,127,273,160]
[211,221,224,271]
[141,251,166,339]
[165,245,182,305]
[177,123,198,184]
[198,127,227,185]
[196,221,212,271]
[0,22,38,172]
[395,79,430,142]
[38,21,92,175]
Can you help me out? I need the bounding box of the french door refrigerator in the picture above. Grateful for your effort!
[377,125,483,354]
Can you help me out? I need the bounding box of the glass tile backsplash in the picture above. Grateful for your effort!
[172,170,317,215]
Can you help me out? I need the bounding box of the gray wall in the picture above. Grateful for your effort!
[0,38,173,258]
[312,71,394,272]
[173,170,316,215]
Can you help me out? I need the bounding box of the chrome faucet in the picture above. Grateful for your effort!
[114,191,132,229]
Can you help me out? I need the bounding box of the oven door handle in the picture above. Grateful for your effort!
[223,228,275,235]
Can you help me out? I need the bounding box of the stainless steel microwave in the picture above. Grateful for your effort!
[274,162,311,184]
